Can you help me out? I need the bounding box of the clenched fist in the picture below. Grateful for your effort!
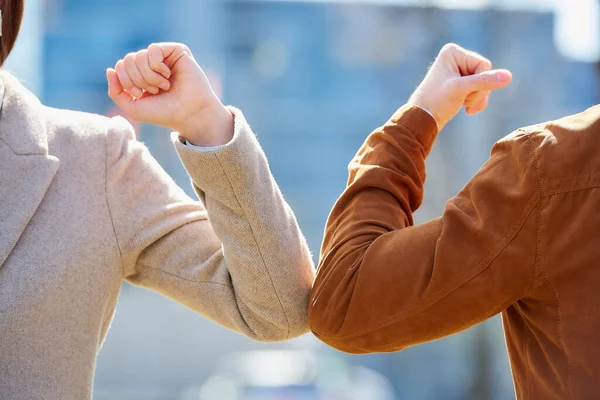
[409,43,512,131]
[107,43,233,146]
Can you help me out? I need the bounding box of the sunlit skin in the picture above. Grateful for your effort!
[106,42,512,146]
[409,43,513,131]
[107,42,234,147]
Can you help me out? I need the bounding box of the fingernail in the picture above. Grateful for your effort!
[160,82,170,91]
[133,88,143,98]
[495,71,511,82]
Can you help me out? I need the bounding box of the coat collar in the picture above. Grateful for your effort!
[0,72,59,268]
[0,71,50,155]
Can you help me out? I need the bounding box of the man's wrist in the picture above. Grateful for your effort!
[408,92,441,132]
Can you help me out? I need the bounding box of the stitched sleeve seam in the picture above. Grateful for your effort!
[212,150,291,339]
[542,184,600,197]
[104,127,126,278]
[526,133,542,294]
[136,262,233,288]
[525,130,572,399]
[542,172,600,182]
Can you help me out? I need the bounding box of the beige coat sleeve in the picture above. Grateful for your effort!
[105,108,315,341]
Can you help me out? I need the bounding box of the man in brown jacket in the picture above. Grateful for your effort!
[309,43,598,399]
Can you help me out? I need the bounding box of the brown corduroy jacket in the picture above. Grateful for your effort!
[309,104,600,399]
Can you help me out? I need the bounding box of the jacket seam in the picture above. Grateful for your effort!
[537,193,572,400]
[543,184,600,197]
[104,129,126,277]
[541,272,571,400]
[526,133,542,293]
[526,135,540,396]
[213,151,291,340]
[526,132,572,399]
[136,262,234,288]
[541,172,600,182]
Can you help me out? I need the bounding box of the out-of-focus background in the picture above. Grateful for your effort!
[9,0,600,398]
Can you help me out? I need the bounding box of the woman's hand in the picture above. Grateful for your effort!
[107,43,233,146]
[409,43,513,131]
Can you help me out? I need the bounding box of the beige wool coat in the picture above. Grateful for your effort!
[0,72,315,399]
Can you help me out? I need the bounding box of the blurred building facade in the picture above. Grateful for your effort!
[14,1,598,399]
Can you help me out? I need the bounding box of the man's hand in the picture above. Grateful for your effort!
[107,43,233,147]
[409,43,512,131]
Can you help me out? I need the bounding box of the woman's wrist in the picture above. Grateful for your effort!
[177,103,235,147]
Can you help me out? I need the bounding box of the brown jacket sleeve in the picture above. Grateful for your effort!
[308,104,541,354]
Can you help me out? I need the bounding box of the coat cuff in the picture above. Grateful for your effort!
[171,107,265,198]
[389,104,439,157]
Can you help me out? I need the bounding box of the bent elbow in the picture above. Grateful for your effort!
[309,320,409,354]
[248,326,290,343]
[308,294,410,355]
[310,329,372,355]
[242,298,311,343]
[250,313,310,343]
[252,245,315,342]
[307,297,369,354]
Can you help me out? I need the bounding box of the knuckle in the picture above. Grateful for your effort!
[124,53,136,66]
[148,44,161,61]
[176,43,192,56]
[147,58,159,69]
[135,50,147,63]
[115,59,125,71]
[441,43,460,54]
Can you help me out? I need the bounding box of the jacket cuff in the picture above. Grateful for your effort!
[171,107,264,197]
[389,104,439,157]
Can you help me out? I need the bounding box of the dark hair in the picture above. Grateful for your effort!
[0,0,24,66]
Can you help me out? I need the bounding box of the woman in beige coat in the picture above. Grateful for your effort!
[0,2,315,399]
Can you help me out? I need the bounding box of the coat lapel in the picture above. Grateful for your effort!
[0,73,60,268]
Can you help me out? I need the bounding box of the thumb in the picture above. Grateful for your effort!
[454,69,512,95]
